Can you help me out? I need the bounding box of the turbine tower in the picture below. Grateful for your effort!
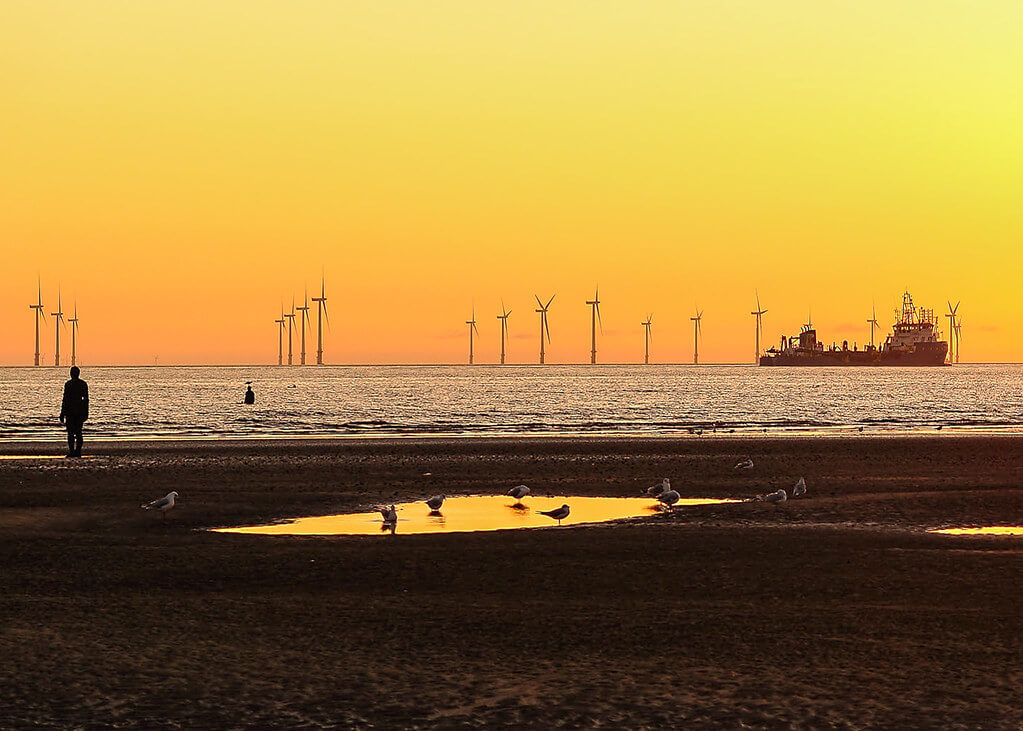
[284,301,296,365]
[535,294,554,364]
[690,308,703,365]
[867,304,880,349]
[51,289,65,366]
[274,308,286,366]
[750,291,767,363]
[945,301,960,364]
[69,303,80,367]
[954,316,963,363]
[311,277,329,365]
[586,287,603,364]
[497,301,511,365]
[29,278,45,366]
[641,314,652,365]
[297,292,311,365]
[466,307,479,365]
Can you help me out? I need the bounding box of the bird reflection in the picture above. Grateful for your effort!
[380,521,396,535]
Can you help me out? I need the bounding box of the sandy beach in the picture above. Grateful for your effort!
[1,436,1021,728]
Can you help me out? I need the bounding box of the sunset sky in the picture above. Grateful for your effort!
[2,1,1021,364]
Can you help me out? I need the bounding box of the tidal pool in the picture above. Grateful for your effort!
[213,495,738,536]
[930,526,1023,536]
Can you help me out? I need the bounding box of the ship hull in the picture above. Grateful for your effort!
[760,342,948,366]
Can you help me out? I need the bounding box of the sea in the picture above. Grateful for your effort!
[1,364,1021,442]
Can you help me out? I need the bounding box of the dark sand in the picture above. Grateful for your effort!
[1,436,1021,728]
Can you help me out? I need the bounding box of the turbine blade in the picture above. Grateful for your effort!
[596,303,603,333]
[546,294,555,308]
[535,294,543,308]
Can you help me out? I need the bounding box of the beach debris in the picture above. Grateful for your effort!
[657,489,681,511]
[380,505,398,523]
[507,485,530,502]
[425,495,445,512]
[734,457,754,470]
[141,491,178,518]
[645,478,670,497]
[792,477,806,497]
[539,504,571,525]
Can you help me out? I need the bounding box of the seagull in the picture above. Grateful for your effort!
[425,495,445,512]
[792,477,806,498]
[539,504,571,525]
[645,478,670,497]
[760,489,787,504]
[657,489,681,511]
[507,485,530,502]
[735,457,754,470]
[380,505,398,523]
[141,491,178,518]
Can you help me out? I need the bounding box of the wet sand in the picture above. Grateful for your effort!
[1,436,1021,728]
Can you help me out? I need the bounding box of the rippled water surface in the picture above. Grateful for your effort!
[1,364,1021,441]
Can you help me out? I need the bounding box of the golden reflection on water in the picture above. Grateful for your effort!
[931,526,1023,536]
[0,455,81,460]
[214,495,737,536]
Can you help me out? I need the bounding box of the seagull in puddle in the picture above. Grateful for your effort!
[657,489,681,511]
[507,485,530,503]
[425,495,445,512]
[539,504,570,525]
[645,478,670,497]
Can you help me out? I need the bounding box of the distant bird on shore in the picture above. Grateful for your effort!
[380,505,398,523]
[141,491,177,518]
[645,478,670,497]
[539,504,571,525]
[657,489,681,511]
[758,489,787,504]
[735,457,754,470]
[507,485,530,502]
[792,477,807,498]
[425,495,445,512]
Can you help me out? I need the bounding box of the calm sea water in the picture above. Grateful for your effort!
[0,364,1021,442]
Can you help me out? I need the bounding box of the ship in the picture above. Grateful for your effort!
[759,292,949,366]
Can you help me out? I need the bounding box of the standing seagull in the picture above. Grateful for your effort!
[792,477,807,498]
[425,495,445,512]
[645,478,670,497]
[141,491,178,518]
[734,457,754,470]
[657,489,681,511]
[507,485,530,503]
[380,505,398,523]
[539,504,571,525]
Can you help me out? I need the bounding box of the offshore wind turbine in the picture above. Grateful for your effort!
[284,301,296,365]
[535,294,554,364]
[946,301,960,364]
[641,314,652,365]
[68,303,80,367]
[586,287,603,364]
[274,307,286,366]
[466,307,479,365]
[954,316,963,363]
[51,289,66,366]
[311,276,329,365]
[297,292,311,365]
[751,291,767,363]
[690,308,703,365]
[867,304,880,349]
[29,278,45,367]
[497,301,511,365]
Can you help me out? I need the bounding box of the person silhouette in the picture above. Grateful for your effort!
[244,384,255,405]
[59,366,89,458]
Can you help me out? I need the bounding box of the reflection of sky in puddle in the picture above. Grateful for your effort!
[214,495,738,536]
[931,526,1023,536]
[0,455,92,461]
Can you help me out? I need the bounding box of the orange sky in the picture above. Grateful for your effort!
[2,1,1021,365]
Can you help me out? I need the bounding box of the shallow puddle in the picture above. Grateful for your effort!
[930,526,1023,536]
[0,455,93,461]
[213,495,737,536]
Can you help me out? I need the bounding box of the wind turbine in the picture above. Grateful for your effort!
[641,314,652,365]
[311,276,329,365]
[690,308,703,365]
[497,301,511,365]
[284,300,296,365]
[274,307,286,366]
[946,301,960,364]
[297,291,311,365]
[69,303,80,367]
[954,316,963,363]
[586,286,603,364]
[51,289,65,366]
[750,291,767,363]
[867,303,880,349]
[535,294,554,364]
[465,307,479,364]
[29,278,45,366]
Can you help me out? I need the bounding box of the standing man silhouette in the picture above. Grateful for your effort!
[244,383,255,405]
[60,366,89,457]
